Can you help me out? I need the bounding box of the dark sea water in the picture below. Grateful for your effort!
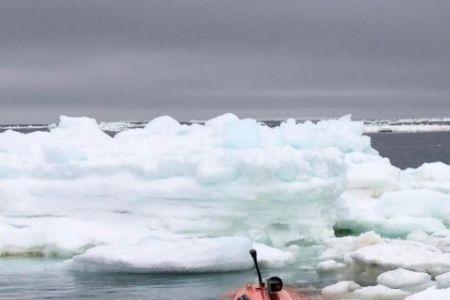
[0,128,449,299]
[368,131,450,169]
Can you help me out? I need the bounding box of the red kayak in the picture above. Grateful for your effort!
[233,284,305,300]
[231,249,308,300]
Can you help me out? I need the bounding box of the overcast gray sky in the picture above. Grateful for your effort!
[1,0,449,123]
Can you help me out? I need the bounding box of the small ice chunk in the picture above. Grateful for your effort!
[400,162,450,193]
[354,231,384,249]
[377,268,432,291]
[316,260,346,273]
[353,285,410,300]
[351,240,450,276]
[321,281,361,299]
[346,160,401,194]
[321,231,382,261]
[336,191,449,238]
[252,243,295,268]
[436,272,450,289]
[406,287,450,300]
[375,190,450,219]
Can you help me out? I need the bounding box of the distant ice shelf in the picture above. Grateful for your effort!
[2,117,450,134]
[363,118,450,133]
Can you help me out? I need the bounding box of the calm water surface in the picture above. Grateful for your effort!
[0,259,322,300]
[368,131,450,169]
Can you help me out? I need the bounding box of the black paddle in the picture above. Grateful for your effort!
[249,249,264,287]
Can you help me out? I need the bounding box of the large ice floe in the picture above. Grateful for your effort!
[1,114,359,271]
[1,113,450,298]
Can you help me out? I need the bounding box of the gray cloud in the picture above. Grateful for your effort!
[1,0,450,123]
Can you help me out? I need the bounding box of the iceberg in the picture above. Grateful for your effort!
[0,114,365,270]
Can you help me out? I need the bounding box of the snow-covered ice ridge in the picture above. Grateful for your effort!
[1,114,450,299]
